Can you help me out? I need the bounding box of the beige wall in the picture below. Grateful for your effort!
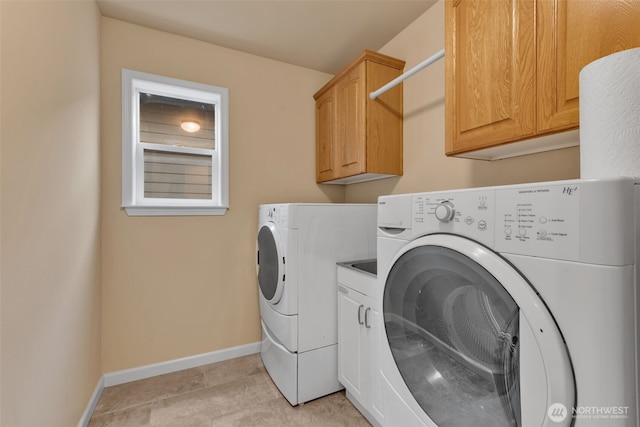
[0,1,102,426]
[101,18,343,373]
[345,1,580,203]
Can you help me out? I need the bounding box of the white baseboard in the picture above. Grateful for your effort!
[78,341,261,425]
[77,376,104,427]
[103,341,261,387]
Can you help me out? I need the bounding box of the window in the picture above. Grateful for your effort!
[121,69,229,216]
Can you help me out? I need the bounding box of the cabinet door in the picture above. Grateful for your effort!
[445,0,536,155]
[336,63,366,178]
[316,87,337,182]
[366,305,384,423]
[537,0,640,133]
[337,286,366,402]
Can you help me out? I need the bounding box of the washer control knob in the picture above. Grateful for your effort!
[435,201,455,223]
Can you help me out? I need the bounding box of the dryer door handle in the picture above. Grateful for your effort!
[357,304,364,325]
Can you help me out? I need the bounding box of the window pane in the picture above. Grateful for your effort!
[139,93,215,149]
[143,150,212,199]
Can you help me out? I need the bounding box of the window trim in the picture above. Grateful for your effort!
[121,69,229,216]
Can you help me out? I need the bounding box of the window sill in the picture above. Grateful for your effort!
[123,205,228,217]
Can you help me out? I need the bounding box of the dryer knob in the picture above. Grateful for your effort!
[435,201,455,223]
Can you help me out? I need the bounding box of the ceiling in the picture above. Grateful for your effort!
[96,0,438,75]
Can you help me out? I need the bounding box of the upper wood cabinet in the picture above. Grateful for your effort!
[445,0,640,158]
[314,50,405,184]
[537,0,640,132]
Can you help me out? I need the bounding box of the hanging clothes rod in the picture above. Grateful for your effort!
[369,48,445,100]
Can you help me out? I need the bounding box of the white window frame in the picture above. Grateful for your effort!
[121,69,229,216]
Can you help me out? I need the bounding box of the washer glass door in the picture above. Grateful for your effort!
[257,223,285,303]
[384,244,521,427]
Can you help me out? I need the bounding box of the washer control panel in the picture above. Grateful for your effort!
[495,183,579,259]
[409,182,581,258]
[412,190,495,246]
[383,178,638,264]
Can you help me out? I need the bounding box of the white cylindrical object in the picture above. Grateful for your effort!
[369,49,445,100]
[579,48,640,179]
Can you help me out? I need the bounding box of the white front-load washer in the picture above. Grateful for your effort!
[374,178,639,427]
[257,203,377,405]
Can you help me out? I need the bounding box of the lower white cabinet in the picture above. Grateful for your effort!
[338,285,372,401]
[337,264,384,426]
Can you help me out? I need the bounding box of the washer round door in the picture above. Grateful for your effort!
[257,222,285,304]
[383,234,575,427]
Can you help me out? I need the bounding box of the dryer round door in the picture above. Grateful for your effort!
[382,234,575,427]
[257,222,285,304]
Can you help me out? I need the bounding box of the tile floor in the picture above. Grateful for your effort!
[88,354,371,426]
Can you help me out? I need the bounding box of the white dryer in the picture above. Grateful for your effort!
[257,203,377,405]
[375,178,639,427]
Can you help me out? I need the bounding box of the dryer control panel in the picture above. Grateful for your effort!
[259,204,294,228]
